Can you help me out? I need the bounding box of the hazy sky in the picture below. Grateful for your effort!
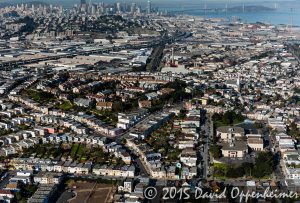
[3,0,299,8]
[4,0,297,2]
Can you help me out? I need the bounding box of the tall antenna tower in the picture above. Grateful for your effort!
[226,0,230,21]
[287,8,294,32]
[204,0,207,19]
[291,8,293,29]
[89,0,92,13]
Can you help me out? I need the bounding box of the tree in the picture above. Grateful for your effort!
[139,95,148,101]
[112,102,123,112]
[288,122,300,139]
[241,162,254,176]
[210,145,221,159]
[227,166,244,178]
[252,152,274,178]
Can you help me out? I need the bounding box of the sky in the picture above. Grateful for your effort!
[2,0,296,7]
[3,0,297,3]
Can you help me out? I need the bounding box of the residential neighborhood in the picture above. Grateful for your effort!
[0,0,300,202]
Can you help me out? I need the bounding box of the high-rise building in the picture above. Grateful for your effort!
[137,6,141,15]
[131,3,136,14]
[116,2,122,14]
[80,0,87,12]
[91,4,97,14]
[147,0,151,14]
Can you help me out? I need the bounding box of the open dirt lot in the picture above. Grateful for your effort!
[68,181,114,203]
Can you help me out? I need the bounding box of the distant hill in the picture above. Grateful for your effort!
[228,5,276,12]
[24,1,49,7]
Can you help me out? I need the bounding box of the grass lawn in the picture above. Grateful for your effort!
[18,124,30,130]
[56,100,73,111]
[91,109,118,126]
[21,143,113,164]
[71,143,79,158]
[24,89,55,103]
[213,163,230,179]
[76,144,85,158]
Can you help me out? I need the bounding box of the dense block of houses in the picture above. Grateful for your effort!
[117,109,149,130]
[92,165,135,178]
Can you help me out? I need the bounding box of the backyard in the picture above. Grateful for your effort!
[21,142,113,164]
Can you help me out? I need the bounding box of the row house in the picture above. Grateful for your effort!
[125,86,146,93]
[149,165,197,180]
[180,148,197,167]
[92,164,135,178]
[138,100,152,108]
[0,110,14,118]
[41,133,107,147]
[157,88,175,96]
[130,111,175,139]
[8,95,49,114]
[139,82,159,90]
[58,79,83,92]
[96,102,114,110]
[117,109,149,130]
[0,122,11,130]
[11,116,34,125]
[74,98,95,108]
[0,146,16,156]
[87,94,108,102]
[268,117,287,131]
[33,172,63,184]
[10,158,93,174]
[116,90,137,102]
[71,113,123,137]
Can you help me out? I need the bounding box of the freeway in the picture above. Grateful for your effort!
[0,32,188,69]
[146,45,165,72]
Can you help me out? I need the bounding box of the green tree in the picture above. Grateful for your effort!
[288,122,300,139]
[252,152,274,178]
[227,166,245,178]
[241,162,254,176]
[210,144,221,159]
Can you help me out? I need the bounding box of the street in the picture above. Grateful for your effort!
[198,112,212,179]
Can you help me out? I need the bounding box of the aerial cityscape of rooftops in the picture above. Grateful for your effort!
[0,0,300,202]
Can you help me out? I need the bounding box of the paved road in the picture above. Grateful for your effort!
[56,190,75,203]
[121,105,183,177]
[201,113,212,179]
[146,45,165,72]
[134,157,149,177]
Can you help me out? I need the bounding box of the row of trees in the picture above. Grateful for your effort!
[212,111,245,128]
[213,152,275,179]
